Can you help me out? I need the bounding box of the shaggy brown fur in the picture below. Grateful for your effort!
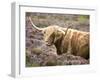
[61,29,89,59]
[43,25,89,59]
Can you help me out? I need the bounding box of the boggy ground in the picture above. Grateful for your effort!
[26,17,89,67]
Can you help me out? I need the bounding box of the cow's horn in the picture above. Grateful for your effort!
[29,17,44,31]
[65,26,70,36]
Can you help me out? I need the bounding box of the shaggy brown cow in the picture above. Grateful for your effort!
[29,17,89,59]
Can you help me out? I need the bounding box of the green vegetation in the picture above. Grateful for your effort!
[78,15,89,23]
[31,48,42,55]
[45,60,57,66]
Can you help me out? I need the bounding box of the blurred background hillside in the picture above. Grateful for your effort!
[26,12,89,32]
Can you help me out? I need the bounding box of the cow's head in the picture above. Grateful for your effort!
[43,26,65,46]
[29,17,65,46]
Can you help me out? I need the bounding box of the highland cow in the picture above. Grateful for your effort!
[29,17,89,59]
